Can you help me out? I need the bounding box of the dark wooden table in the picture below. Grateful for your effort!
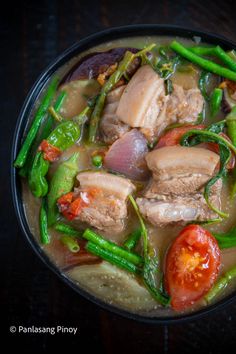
[1,0,236,352]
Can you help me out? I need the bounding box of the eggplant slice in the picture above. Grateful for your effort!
[60,47,139,84]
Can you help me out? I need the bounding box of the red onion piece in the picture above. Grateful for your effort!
[104,129,150,181]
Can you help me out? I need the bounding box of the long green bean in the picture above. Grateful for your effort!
[60,235,80,253]
[189,45,236,72]
[54,222,83,237]
[86,241,141,274]
[205,265,236,303]
[14,76,59,168]
[82,229,143,266]
[123,228,142,251]
[170,41,236,81]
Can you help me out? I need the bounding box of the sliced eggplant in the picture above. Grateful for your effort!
[67,261,157,311]
[61,47,139,84]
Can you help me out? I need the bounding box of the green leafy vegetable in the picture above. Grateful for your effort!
[181,129,236,218]
[129,195,170,306]
[213,226,236,249]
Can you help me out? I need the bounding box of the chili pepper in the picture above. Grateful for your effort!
[47,152,79,226]
[19,91,67,177]
[29,119,81,198]
[210,88,223,118]
[14,77,59,168]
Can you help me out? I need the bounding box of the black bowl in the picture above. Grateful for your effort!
[11,24,236,324]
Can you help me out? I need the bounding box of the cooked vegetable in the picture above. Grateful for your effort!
[19,91,67,177]
[60,235,80,253]
[91,155,103,168]
[165,225,220,311]
[189,46,236,72]
[124,228,142,251]
[57,188,100,221]
[226,106,236,145]
[198,71,211,101]
[205,265,236,303]
[14,77,59,168]
[170,41,236,81]
[129,195,170,306]
[47,153,79,226]
[82,229,143,266]
[165,79,173,95]
[39,198,50,244]
[54,222,83,237]
[213,226,236,249]
[181,129,236,217]
[210,88,223,118]
[155,125,205,148]
[104,129,149,181]
[86,241,141,274]
[155,55,180,79]
[88,44,155,143]
[61,47,139,83]
[29,118,81,198]
[48,106,64,122]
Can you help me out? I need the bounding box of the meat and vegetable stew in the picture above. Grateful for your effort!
[14,36,236,316]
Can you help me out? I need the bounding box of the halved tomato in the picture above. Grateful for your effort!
[155,125,205,148]
[165,225,221,311]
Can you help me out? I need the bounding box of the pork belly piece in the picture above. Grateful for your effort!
[145,146,220,194]
[75,172,135,233]
[137,146,222,226]
[100,85,130,144]
[116,65,169,141]
[137,179,222,226]
[166,84,204,124]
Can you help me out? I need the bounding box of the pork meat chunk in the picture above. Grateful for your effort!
[166,84,204,124]
[116,65,169,141]
[100,85,130,144]
[137,146,222,226]
[137,180,222,226]
[145,146,220,195]
[76,172,135,233]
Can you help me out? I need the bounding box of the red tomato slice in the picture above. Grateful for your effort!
[38,139,62,162]
[155,125,205,148]
[165,225,220,311]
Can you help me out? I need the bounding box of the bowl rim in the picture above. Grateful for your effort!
[11,24,236,324]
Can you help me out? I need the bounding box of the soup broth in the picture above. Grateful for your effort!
[20,35,236,316]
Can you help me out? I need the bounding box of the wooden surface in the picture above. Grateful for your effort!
[1,0,236,352]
